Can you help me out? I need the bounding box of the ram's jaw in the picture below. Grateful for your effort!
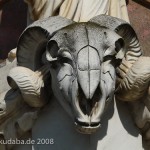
[70,74,107,134]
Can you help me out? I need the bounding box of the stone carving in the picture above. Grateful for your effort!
[0,15,150,149]
[25,0,129,23]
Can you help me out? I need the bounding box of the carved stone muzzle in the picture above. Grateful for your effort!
[75,45,105,133]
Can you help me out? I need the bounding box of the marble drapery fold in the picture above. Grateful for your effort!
[25,0,129,23]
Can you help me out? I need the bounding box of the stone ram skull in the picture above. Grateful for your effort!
[7,15,149,135]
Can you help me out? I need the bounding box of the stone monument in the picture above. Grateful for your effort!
[0,14,150,150]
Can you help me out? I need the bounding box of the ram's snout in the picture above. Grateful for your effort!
[70,46,107,134]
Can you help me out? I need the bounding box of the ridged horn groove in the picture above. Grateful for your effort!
[7,65,50,107]
[116,57,150,101]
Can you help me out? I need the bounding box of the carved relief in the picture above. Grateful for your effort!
[25,0,129,23]
[0,15,150,149]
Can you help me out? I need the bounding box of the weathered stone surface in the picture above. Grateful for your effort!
[0,15,150,150]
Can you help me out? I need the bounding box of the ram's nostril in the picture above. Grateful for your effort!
[78,84,101,116]
[78,84,88,115]
[90,122,101,127]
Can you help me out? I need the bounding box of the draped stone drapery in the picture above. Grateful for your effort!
[25,0,129,23]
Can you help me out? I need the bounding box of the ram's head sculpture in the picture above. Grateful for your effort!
[6,15,150,136]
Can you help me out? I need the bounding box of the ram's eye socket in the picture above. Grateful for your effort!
[58,51,73,64]
[104,38,125,62]
[58,56,72,64]
[115,38,124,53]
[46,40,59,62]
[103,55,122,68]
[103,44,117,62]
[104,45,116,57]
[103,55,115,62]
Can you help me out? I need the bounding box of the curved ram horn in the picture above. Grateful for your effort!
[17,16,74,71]
[14,16,74,106]
[90,15,142,80]
[7,65,50,107]
[116,57,150,101]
